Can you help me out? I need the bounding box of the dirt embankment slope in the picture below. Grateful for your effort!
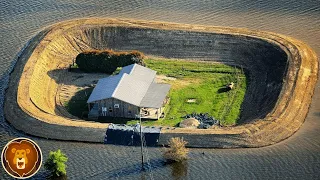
[4,18,318,147]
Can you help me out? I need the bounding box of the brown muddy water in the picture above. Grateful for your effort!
[0,0,319,179]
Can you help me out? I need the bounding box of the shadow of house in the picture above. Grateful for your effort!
[58,87,94,119]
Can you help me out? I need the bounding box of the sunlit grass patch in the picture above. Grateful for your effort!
[127,58,247,126]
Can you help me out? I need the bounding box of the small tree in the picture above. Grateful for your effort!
[44,149,68,177]
[163,137,189,162]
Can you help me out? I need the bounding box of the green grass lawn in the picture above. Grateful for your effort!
[65,58,247,127]
[128,58,247,126]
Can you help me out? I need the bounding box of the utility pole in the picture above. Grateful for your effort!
[139,110,144,171]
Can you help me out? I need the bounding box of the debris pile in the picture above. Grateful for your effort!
[179,118,200,128]
[183,113,219,129]
[226,82,234,90]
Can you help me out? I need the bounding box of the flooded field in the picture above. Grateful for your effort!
[0,0,319,179]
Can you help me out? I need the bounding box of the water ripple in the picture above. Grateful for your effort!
[0,0,319,179]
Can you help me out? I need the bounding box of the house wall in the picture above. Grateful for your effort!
[97,98,140,118]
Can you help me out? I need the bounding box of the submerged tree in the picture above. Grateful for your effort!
[44,149,68,178]
[163,137,189,162]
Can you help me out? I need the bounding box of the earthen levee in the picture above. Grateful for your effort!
[4,18,318,147]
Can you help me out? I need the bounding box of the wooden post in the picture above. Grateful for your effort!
[139,110,144,171]
[157,108,159,119]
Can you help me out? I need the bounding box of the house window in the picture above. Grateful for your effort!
[114,104,119,108]
[128,111,132,114]
[108,107,112,112]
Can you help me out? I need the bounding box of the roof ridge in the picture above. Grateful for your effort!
[128,63,136,74]
[111,73,127,98]
[137,80,153,106]
[112,73,152,106]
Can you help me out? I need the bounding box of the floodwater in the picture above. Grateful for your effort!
[0,0,319,179]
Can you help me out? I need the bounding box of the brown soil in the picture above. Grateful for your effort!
[155,75,177,83]
[56,71,108,119]
[4,18,318,147]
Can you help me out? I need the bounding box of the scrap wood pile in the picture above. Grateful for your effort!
[183,113,219,129]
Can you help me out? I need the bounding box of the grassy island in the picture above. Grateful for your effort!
[64,57,247,127]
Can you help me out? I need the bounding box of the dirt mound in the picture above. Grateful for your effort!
[4,18,318,147]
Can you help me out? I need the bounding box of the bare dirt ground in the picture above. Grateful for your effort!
[57,71,107,119]
[155,74,176,83]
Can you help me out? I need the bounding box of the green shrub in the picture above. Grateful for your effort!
[75,50,145,73]
[44,149,68,177]
[163,137,188,162]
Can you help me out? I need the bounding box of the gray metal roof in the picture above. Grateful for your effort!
[87,64,170,108]
[140,83,171,108]
[87,75,122,103]
[118,64,156,84]
[112,73,150,106]
[87,73,150,105]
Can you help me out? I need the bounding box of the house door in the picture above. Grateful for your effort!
[114,103,120,117]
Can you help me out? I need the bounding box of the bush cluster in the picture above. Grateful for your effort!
[44,149,68,177]
[75,50,145,73]
[163,137,189,162]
